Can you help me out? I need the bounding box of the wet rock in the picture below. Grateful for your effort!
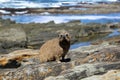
[76,24,112,38]
[71,42,116,53]
[107,23,120,29]
[0,18,15,26]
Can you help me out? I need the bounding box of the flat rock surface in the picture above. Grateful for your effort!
[82,70,120,80]
[0,39,120,80]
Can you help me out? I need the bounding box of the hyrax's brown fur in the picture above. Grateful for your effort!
[39,30,71,63]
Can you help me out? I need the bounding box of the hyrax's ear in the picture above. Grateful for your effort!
[56,29,70,38]
[65,32,71,38]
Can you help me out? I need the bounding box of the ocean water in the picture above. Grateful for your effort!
[70,42,91,49]
[106,29,120,38]
[2,13,120,24]
[0,0,118,8]
[70,29,120,49]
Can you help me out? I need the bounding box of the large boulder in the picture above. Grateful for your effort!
[0,27,27,50]
[76,23,113,38]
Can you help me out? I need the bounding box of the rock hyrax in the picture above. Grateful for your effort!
[39,30,71,63]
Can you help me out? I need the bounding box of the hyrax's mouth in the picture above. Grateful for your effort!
[59,35,70,42]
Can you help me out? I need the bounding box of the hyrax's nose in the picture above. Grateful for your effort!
[62,35,66,39]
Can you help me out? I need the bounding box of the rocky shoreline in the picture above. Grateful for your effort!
[0,2,120,80]
[0,18,120,79]
[0,18,119,53]
[0,34,120,80]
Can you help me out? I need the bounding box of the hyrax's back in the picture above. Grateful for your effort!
[39,30,70,63]
[39,38,63,63]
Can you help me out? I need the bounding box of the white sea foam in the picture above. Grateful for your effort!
[15,11,28,14]
[40,12,51,15]
[2,14,120,24]
[0,1,62,8]
[0,0,118,8]
[0,10,11,14]
[30,15,120,24]
[0,0,11,3]
[0,1,43,8]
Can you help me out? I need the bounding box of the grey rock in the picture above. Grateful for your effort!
[0,27,27,49]
[44,62,120,80]
[81,70,120,80]
[0,47,120,80]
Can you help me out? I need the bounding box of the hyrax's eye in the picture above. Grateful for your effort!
[58,34,62,38]
[66,34,69,37]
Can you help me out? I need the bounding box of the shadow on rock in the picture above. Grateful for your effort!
[0,60,21,68]
[60,58,71,62]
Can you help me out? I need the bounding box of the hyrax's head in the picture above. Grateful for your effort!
[58,30,71,42]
